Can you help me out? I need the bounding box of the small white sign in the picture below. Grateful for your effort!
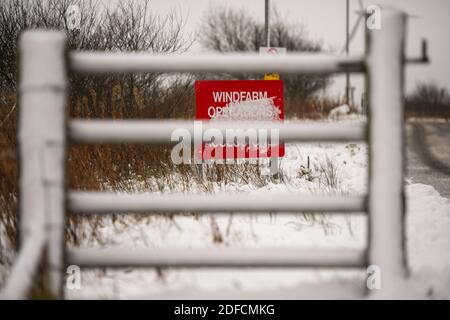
[259,47,287,81]
[259,47,287,55]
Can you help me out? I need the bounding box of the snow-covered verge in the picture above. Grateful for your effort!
[405,183,450,299]
[63,138,450,299]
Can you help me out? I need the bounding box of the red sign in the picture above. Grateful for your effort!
[195,80,285,159]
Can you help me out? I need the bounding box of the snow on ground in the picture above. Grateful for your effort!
[66,134,450,299]
[405,183,450,298]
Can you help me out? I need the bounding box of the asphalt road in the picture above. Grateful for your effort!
[406,122,450,198]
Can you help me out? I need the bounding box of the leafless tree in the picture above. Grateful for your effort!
[406,83,450,119]
[0,0,193,115]
[200,6,331,99]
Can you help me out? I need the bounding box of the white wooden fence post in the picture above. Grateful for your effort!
[367,8,407,296]
[19,30,67,298]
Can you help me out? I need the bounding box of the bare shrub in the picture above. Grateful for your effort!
[405,82,450,119]
[199,5,331,103]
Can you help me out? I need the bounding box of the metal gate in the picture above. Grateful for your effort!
[1,8,420,299]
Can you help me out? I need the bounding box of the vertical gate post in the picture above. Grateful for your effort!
[19,30,67,298]
[367,8,407,295]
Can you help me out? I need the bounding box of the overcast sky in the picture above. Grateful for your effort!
[115,0,450,99]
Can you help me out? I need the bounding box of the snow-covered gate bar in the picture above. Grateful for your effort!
[69,120,366,144]
[69,192,366,214]
[70,52,365,74]
[3,8,411,299]
[67,247,366,268]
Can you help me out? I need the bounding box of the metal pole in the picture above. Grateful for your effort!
[265,0,270,47]
[345,0,350,105]
[19,30,67,299]
[367,8,407,296]
[265,0,277,175]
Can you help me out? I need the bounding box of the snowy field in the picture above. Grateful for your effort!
[63,123,450,299]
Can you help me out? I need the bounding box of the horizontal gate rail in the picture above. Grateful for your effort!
[67,247,367,268]
[70,52,366,74]
[68,192,366,214]
[69,120,367,144]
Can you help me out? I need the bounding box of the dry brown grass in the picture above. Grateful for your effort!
[0,93,18,261]
[1,83,345,254]
[285,95,346,119]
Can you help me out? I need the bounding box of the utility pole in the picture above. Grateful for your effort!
[265,0,278,177]
[345,0,351,105]
[265,0,270,47]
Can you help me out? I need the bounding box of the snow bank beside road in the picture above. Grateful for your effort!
[405,183,450,299]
